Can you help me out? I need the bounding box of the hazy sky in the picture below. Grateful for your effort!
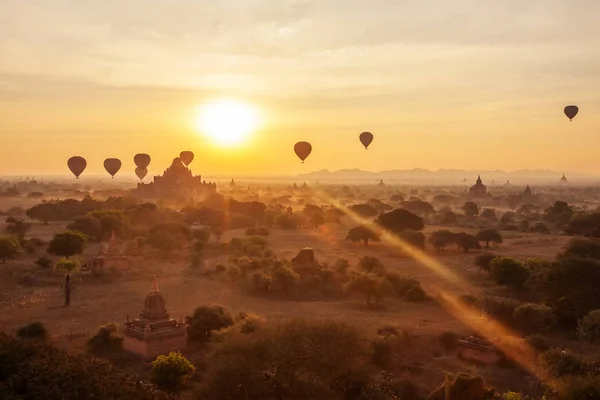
[1,0,600,177]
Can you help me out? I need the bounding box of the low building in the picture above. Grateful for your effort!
[84,232,142,274]
[123,278,187,360]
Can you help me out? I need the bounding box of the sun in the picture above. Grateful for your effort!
[194,99,260,146]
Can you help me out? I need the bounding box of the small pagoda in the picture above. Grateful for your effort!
[123,278,187,359]
[85,231,141,274]
[561,174,568,183]
[468,175,487,198]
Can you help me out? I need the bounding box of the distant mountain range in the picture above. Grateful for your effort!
[297,169,598,184]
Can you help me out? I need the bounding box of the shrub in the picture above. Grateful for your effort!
[186,305,235,341]
[531,222,550,234]
[17,322,48,340]
[552,374,600,400]
[540,349,583,378]
[526,334,549,354]
[151,352,195,392]
[86,323,123,356]
[371,338,394,368]
[490,257,530,291]
[386,272,427,302]
[577,310,600,343]
[349,272,392,307]
[439,331,459,352]
[483,297,521,325]
[474,253,496,274]
[559,238,600,260]
[476,229,503,248]
[34,256,53,269]
[237,312,266,334]
[357,256,386,275]
[229,237,243,253]
[513,303,556,333]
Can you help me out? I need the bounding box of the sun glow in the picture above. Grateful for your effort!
[195,99,260,146]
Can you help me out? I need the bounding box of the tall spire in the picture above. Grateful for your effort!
[151,275,159,293]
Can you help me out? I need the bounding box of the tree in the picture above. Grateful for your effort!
[544,200,574,229]
[193,228,211,244]
[147,231,179,254]
[151,352,195,392]
[0,235,22,263]
[377,208,424,233]
[5,219,31,239]
[345,225,380,246]
[476,229,503,248]
[349,272,392,307]
[398,229,426,249]
[349,203,379,218]
[480,208,496,219]
[566,212,600,238]
[54,258,80,306]
[577,310,600,343]
[48,231,86,258]
[26,202,63,223]
[542,257,600,325]
[462,201,479,217]
[357,256,386,275]
[501,212,516,224]
[453,233,480,253]
[17,322,48,340]
[474,253,496,275]
[400,199,435,216]
[490,257,530,291]
[531,222,550,234]
[87,323,123,356]
[429,230,455,254]
[559,238,600,260]
[513,303,556,334]
[67,216,102,241]
[186,305,234,341]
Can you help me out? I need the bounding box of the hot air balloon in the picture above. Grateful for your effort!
[359,132,374,149]
[67,156,87,179]
[564,105,579,121]
[294,141,312,163]
[134,153,151,169]
[180,151,194,167]
[135,167,148,181]
[103,158,122,179]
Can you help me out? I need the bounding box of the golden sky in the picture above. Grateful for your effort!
[1,0,600,177]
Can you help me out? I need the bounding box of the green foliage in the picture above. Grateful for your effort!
[480,208,496,219]
[0,235,22,263]
[526,334,549,354]
[47,231,86,258]
[26,202,64,223]
[349,203,379,218]
[462,201,480,216]
[429,230,455,253]
[236,312,266,334]
[474,253,496,274]
[453,233,480,253]
[0,332,164,399]
[357,256,386,275]
[559,238,600,260]
[16,322,48,340]
[186,305,235,341]
[475,229,503,248]
[550,374,600,400]
[245,226,270,237]
[385,272,428,302]
[490,257,530,291]
[377,208,424,233]
[544,200,574,230]
[577,310,600,343]
[346,225,381,246]
[400,199,435,216]
[67,216,102,241]
[512,303,556,333]
[146,230,180,253]
[34,255,52,269]
[540,349,583,378]
[542,257,600,324]
[565,212,600,238]
[530,222,549,234]
[398,229,426,249]
[199,319,397,400]
[273,213,299,229]
[349,272,392,307]
[151,351,195,392]
[54,258,80,274]
[426,372,484,400]
[86,323,123,356]
[5,219,31,239]
[193,228,211,244]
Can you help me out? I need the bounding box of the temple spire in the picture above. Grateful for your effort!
[151,275,159,293]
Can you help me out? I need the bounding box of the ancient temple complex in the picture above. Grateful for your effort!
[561,174,568,183]
[136,157,216,198]
[123,278,187,359]
[522,185,537,203]
[85,232,142,274]
[468,176,488,198]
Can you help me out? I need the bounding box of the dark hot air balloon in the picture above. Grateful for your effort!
[135,167,148,181]
[294,141,312,163]
[564,105,579,121]
[359,132,374,149]
[103,158,122,179]
[134,153,151,169]
[180,151,194,166]
[67,156,87,179]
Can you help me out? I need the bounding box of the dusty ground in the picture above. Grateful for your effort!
[0,215,573,395]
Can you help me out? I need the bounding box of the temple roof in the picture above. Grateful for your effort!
[141,277,168,321]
